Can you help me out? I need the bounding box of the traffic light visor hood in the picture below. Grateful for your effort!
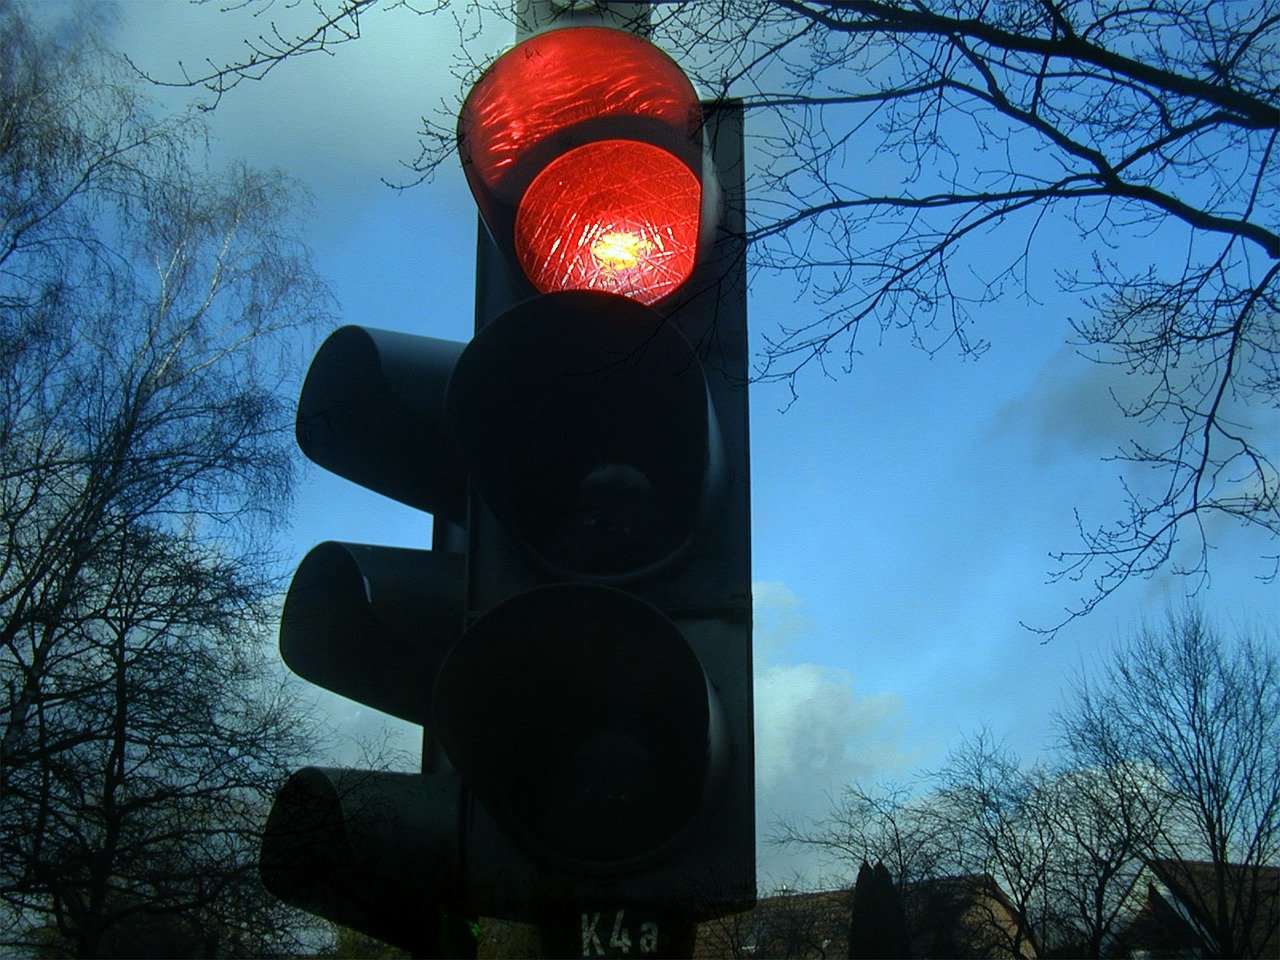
[458,27,704,305]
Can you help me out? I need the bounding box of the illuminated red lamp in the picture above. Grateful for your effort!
[458,27,703,305]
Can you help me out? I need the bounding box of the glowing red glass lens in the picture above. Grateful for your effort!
[514,140,700,305]
[461,27,699,196]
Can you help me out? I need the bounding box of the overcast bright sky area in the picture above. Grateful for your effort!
[48,0,1278,889]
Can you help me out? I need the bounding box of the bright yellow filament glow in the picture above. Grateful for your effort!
[591,230,652,273]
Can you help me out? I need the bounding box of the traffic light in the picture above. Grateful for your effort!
[260,21,753,956]
[446,23,754,937]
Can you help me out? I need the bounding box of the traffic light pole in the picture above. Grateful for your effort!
[417,520,471,960]
[513,0,651,37]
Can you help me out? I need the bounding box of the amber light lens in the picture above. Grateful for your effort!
[514,140,700,305]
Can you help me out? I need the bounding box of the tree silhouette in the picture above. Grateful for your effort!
[0,7,332,955]
[1060,605,1280,959]
[849,861,910,959]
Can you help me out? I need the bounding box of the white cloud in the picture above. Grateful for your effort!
[755,663,901,792]
[751,582,907,887]
[993,345,1140,461]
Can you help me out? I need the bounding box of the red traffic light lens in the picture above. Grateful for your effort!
[515,139,700,304]
[459,27,704,303]
[460,27,699,195]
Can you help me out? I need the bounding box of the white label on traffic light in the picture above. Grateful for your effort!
[582,913,603,956]
[581,911,661,957]
[609,912,631,953]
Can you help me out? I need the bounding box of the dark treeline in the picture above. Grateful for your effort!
[0,5,332,956]
[771,607,1278,959]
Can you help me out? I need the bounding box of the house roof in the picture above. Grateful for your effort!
[1148,858,1279,958]
[901,874,1039,959]
[1111,859,1279,959]
[694,874,1039,958]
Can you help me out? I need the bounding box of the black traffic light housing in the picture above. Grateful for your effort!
[443,98,754,926]
[260,21,753,953]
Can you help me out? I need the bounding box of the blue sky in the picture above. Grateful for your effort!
[99,0,1277,888]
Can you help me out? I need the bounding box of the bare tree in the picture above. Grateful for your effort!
[0,6,332,955]
[697,884,848,959]
[778,608,1274,956]
[1059,605,1280,958]
[930,735,1166,957]
[772,781,953,892]
[929,732,1050,959]
[772,768,1050,957]
[778,734,1156,956]
[670,0,1280,636]
[140,0,1280,634]
[1038,766,1154,958]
